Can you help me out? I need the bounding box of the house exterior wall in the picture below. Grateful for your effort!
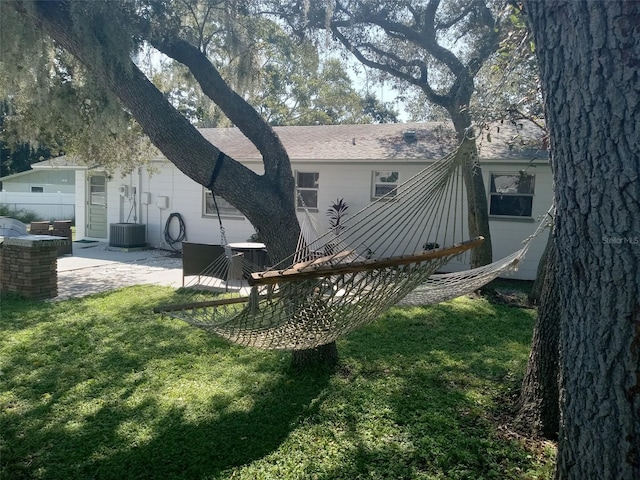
[484,160,553,280]
[95,157,551,280]
[74,170,87,239]
[0,169,75,193]
[121,163,260,248]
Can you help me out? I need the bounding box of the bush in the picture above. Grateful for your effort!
[0,204,43,225]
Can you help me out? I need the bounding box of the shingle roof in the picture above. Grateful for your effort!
[199,121,546,162]
[30,156,85,169]
[28,121,546,174]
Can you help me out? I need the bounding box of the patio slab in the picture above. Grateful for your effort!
[54,242,183,300]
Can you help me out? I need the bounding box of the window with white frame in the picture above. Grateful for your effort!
[30,186,44,193]
[489,172,535,217]
[203,190,243,218]
[372,170,399,198]
[296,171,319,209]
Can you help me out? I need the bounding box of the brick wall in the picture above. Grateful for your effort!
[0,236,69,300]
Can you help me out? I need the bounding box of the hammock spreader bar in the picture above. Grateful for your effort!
[154,294,269,314]
[249,237,484,286]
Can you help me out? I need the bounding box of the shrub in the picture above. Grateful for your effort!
[0,204,42,224]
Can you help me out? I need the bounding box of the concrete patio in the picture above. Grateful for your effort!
[55,242,183,301]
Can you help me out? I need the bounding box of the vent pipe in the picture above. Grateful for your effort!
[403,130,417,143]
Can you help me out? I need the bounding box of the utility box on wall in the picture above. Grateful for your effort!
[157,196,169,209]
[109,223,146,248]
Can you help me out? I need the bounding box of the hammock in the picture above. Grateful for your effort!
[398,207,552,306]
[155,144,546,350]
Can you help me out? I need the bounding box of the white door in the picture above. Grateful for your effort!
[86,174,107,238]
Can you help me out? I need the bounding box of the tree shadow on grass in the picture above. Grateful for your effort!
[1,287,331,480]
[318,299,540,479]
[69,370,329,479]
[340,299,534,376]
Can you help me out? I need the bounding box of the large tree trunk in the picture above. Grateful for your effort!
[516,230,560,439]
[26,0,302,262]
[291,342,339,371]
[525,1,640,478]
[529,229,553,305]
[458,135,493,268]
[450,110,493,268]
[24,1,337,371]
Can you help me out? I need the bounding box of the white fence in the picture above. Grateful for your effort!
[0,191,75,222]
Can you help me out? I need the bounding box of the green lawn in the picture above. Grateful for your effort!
[0,286,554,479]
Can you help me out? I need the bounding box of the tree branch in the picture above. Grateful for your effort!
[20,0,285,215]
[328,0,498,112]
[329,24,450,107]
[149,35,291,183]
[435,0,480,30]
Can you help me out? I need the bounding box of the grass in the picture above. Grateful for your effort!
[0,286,555,479]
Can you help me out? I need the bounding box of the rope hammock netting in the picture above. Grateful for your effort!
[155,139,552,350]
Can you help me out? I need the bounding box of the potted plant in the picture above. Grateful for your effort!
[326,198,349,235]
[325,198,349,255]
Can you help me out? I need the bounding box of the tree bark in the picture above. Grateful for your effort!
[449,107,493,267]
[529,229,553,305]
[525,1,640,478]
[516,230,559,439]
[291,341,339,371]
[456,131,493,268]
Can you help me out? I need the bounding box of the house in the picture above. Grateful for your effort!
[0,156,78,193]
[73,122,551,279]
[0,156,78,221]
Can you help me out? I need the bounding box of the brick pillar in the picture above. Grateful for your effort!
[0,236,70,300]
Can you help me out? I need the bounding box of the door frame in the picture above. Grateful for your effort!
[86,172,108,239]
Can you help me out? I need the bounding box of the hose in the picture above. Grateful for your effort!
[164,212,186,251]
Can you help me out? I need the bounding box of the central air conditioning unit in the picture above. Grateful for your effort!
[109,223,146,248]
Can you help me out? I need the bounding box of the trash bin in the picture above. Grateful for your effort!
[28,221,51,235]
[52,220,73,256]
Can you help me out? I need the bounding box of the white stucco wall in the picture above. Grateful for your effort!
[76,156,552,280]
[483,160,554,280]
[87,159,552,279]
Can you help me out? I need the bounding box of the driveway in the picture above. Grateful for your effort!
[55,242,183,301]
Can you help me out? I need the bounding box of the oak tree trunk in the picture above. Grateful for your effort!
[458,136,493,268]
[291,341,339,370]
[529,229,553,305]
[516,230,560,439]
[24,1,338,371]
[451,111,493,268]
[525,1,640,478]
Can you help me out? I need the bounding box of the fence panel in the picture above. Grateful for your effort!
[0,191,76,222]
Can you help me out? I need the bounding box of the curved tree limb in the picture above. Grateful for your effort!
[329,25,450,107]
[16,0,295,231]
[149,35,292,185]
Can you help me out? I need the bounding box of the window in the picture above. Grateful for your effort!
[372,171,399,198]
[203,190,243,218]
[489,172,535,217]
[296,171,319,209]
[89,176,106,206]
[31,186,44,193]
